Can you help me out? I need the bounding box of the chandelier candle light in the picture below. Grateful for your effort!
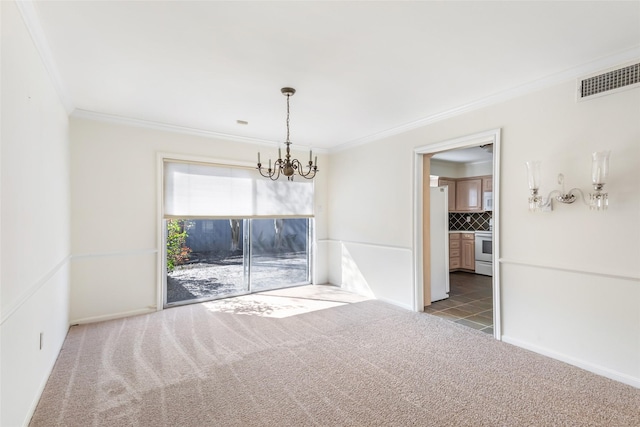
[525,151,611,212]
[257,87,318,181]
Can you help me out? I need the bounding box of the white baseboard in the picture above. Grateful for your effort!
[71,307,156,325]
[376,296,414,311]
[502,335,640,389]
[328,282,412,311]
[22,336,65,427]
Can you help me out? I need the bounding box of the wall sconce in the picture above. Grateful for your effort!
[526,151,610,212]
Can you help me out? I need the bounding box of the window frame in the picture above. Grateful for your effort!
[157,153,315,309]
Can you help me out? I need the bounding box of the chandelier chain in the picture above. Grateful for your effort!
[286,93,291,143]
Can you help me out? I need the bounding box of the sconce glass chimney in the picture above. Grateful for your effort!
[526,161,541,190]
[591,151,610,186]
[590,151,610,211]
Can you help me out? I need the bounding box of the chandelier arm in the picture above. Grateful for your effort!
[258,163,283,181]
[268,170,282,181]
[290,159,317,179]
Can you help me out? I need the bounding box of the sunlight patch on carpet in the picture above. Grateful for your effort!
[203,294,348,318]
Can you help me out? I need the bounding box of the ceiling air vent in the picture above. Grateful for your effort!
[578,62,640,100]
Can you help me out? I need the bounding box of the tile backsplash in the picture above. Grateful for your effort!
[449,212,492,231]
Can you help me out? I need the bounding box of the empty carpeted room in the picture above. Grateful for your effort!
[2,1,639,426]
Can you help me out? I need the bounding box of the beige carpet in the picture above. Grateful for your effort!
[30,285,639,426]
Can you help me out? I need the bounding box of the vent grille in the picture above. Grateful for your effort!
[580,63,640,99]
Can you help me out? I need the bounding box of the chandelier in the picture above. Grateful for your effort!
[257,87,318,181]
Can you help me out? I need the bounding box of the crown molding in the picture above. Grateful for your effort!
[330,46,640,154]
[71,109,330,153]
[14,0,639,154]
[71,109,278,146]
[16,0,74,113]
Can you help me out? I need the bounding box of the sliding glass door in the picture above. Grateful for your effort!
[165,218,311,306]
[250,218,310,292]
[162,159,314,307]
[165,219,248,305]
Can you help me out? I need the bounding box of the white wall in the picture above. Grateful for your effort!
[69,118,329,323]
[430,158,493,178]
[326,132,416,309]
[463,160,492,177]
[327,78,640,386]
[1,2,71,425]
[430,159,462,177]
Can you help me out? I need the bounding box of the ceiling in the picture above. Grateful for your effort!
[28,1,640,150]
[432,146,493,164]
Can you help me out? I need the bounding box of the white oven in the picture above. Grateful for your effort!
[475,231,493,276]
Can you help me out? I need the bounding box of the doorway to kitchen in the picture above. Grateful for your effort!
[426,272,494,334]
[413,128,501,339]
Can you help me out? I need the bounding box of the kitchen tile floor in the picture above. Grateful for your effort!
[424,272,494,334]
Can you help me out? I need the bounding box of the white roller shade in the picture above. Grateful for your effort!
[164,161,314,218]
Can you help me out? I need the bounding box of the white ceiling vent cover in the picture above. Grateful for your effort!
[578,62,640,101]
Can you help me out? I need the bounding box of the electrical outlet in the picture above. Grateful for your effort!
[466,216,471,223]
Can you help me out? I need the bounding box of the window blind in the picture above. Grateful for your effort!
[163,161,314,218]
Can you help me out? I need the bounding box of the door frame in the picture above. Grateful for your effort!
[412,128,502,339]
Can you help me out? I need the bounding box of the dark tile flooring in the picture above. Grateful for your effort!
[425,272,494,334]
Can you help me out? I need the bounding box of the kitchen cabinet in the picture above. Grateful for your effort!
[449,233,461,269]
[455,179,482,212]
[482,177,493,192]
[461,233,475,271]
[450,232,475,272]
[438,178,456,211]
[438,175,490,212]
